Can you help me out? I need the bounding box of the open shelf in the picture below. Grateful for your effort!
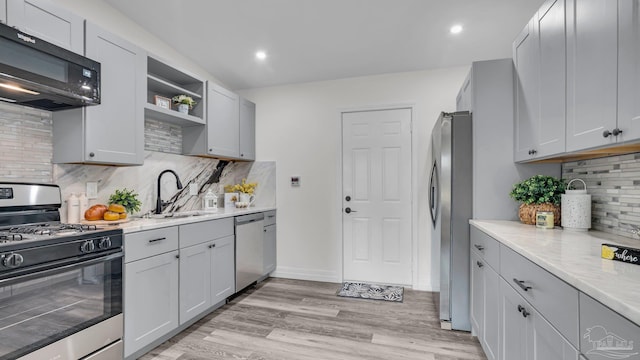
[144,103,205,126]
[146,54,206,126]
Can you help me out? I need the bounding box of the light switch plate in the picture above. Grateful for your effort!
[86,182,98,199]
[189,183,198,195]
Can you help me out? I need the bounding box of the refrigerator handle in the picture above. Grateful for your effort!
[429,161,439,226]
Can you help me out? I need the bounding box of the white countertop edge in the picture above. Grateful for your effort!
[117,206,276,233]
[470,219,640,327]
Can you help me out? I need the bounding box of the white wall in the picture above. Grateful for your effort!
[51,0,223,85]
[239,67,469,290]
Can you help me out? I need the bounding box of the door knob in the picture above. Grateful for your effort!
[345,207,357,214]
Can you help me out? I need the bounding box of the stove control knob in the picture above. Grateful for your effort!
[98,237,112,249]
[3,253,24,268]
[81,240,96,253]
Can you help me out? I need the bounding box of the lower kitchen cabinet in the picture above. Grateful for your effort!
[263,222,276,276]
[470,244,500,360]
[124,250,179,358]
[211,235,235,304]
[500,279,578,360]
[179,242,211,324]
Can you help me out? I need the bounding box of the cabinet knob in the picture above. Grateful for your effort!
[613,128,623,136]
[527,149,537,155]
[476,261,484,268]
[175,254,180,259]
[89,152,95,157]
[208,244,216,248]
[603,130,612,138]
[240,153,244,157]
[209,148,213,152]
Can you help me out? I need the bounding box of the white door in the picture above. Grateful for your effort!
[342,108,412,285]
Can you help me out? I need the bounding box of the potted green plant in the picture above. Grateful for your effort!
[108,188,142,214]
[509,175,566,225]
[172,94,196,114]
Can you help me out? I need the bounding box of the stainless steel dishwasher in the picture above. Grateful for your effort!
[235,213,265,292]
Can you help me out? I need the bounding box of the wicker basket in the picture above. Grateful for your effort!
[518,203,561,226]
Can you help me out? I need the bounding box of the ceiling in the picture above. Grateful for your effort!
[103,0,544,90]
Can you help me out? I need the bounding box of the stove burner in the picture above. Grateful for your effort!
[5,223,102,237]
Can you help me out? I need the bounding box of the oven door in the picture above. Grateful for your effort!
[0,251,122,360]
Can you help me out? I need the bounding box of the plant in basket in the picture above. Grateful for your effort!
[509,175,566,226]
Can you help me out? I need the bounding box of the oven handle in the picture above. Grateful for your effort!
[0,251,122,286]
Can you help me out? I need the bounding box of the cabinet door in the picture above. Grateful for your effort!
[208,83,239,158]
[537,0,566,157]
[211,235,235,304]
[239,97,256,160]
[528,305,579,360]
[617,0,640,142]
[263,224,276,275]
[83,22,145,165]
[483,266,500,360]
[500,280,527,360]
[566,0,618,151]
[470,251,484,338]
[124,251,179,358]
[6,0,83,54]
[179,242,211,325]
[513,19,540,161]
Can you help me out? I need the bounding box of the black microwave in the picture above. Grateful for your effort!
[0,22,100,111]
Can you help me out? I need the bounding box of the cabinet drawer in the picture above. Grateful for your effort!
[263,210,276,226]
[580,293,640,360]
[179,218,234,248]
[124,226,179,263]
[470,226,500,270]
[500,244,579,347]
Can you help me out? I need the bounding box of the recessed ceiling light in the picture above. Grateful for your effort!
[450,25,463,34]
[255,51,267,60]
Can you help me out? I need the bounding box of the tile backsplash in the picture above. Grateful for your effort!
[563,153,640,240]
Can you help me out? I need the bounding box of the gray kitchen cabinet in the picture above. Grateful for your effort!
[263,210,276,276]
[617,0,640,143]
[183,82,256,161]
[211,235,235,304]
[500,279,579,360]
[179,242,211,325]
[124,250,179,358]
[470,251,484,338]
[53,21,146,165]
[565,0,618,152]
[239,97,256,160]
[579,293,640,360]
[6,0,83,54]
[455,71,472,111]
[483,264,500,360]
[514,0,566,161]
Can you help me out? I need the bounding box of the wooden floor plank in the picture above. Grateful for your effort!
[139,278,486,360]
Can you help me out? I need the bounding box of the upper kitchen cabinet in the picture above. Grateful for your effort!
[239,97,256,160]
[6,0,83,54]
[514,0,566,162]
[145,55,205,127]
[53,21,146,165]
[617,0,640,141]
[183,82,256,161]
[566,0,618,152]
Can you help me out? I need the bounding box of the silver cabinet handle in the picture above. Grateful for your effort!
[474,244,484,251]
[513,278,532,292]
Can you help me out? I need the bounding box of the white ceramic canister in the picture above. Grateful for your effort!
[561,179,591,231]
[67,193,80,223]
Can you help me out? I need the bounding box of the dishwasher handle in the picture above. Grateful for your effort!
[235,213,265,225]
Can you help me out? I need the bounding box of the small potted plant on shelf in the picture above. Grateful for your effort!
[509,175,566,226]
[172,94,196,114]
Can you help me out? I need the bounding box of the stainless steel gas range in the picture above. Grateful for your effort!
[0,183,123,360]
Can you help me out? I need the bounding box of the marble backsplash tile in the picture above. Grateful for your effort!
[54,151,275,221]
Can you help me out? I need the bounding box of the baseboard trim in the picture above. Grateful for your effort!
[271,266,341,283]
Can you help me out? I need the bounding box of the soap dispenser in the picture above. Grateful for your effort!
[203,189,218,211]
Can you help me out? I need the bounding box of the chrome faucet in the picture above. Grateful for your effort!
[156,169,183,214]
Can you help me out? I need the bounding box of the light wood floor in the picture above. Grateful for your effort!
[139,278,487,360]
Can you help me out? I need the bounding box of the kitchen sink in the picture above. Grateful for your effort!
[145,210,211,219]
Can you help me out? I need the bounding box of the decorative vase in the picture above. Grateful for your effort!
[177,103,189,114]
[561,179,591,231]
[239,193,255,206]
[518,203,561,226]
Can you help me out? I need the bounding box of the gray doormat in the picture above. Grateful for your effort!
[336,282,404,302]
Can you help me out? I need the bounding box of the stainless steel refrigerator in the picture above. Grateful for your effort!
[429,111,472,331]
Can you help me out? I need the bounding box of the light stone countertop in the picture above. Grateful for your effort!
[470,220,640,327]
[108,206,277,233]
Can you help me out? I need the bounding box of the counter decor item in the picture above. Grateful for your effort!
[561,179,591,231]
[224,193,238,208]
[509,175,566,226]
[535,211,554,229]
[203,189,218,211]
[225,179,258,207]
[67,193,80,223]
[602,244,640,266]
[172,94,196,114]
[154,95,171,109]
[108,188,141,215]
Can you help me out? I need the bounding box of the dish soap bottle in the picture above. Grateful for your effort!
[203,189,218,211]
